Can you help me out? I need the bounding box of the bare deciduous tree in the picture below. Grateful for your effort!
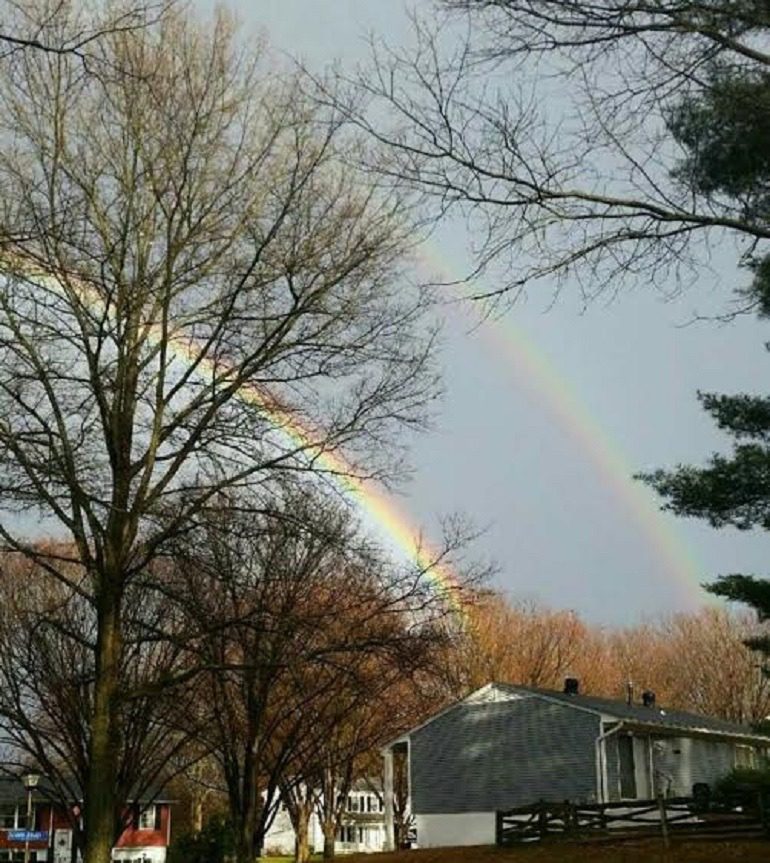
[342,1,770,304]
[0,6,440,861]
[174,490,463,863]
[0,1,175,67]
[447,594,591,693]
[658,607,770,724]
[0,547,197,859]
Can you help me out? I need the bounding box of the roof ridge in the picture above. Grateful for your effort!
[496,682,770,740]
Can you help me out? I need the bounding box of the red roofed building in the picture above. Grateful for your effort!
[0,778,173,863]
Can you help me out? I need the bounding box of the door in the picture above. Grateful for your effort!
[53,828,73,863]
[618,734,637,799]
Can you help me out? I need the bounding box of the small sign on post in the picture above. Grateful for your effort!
[8,831,49,843]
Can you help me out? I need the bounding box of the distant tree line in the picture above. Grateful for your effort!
[449,594,770,729]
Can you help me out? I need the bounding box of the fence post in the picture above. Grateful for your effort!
[657,794,670,849]
[495,811,502,846]
[538,800,547,840]
[566,801,576,835]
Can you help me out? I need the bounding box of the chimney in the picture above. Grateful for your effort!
[642,690,656,708]
[564,677,579,695]
[626,680,634,706]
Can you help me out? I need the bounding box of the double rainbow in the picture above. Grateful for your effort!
[6,248,703,616]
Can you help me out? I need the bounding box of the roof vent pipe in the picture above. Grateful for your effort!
[642,690,656,708]
[564,677,579,695]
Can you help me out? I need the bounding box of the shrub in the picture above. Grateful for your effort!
[713,767,770,814]
[168,815,235,863]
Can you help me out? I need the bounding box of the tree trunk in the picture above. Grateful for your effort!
[191,796,203,833]
[287,794,313,863]
[294,813,310,863]
[234,807,263,863]
[322,819,336,860]
[83,591,123,863]
[234,818,255,863]
[232,779,262,863]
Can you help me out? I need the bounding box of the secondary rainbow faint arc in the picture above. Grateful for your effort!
[417,245,705,607]
[6,256,467,616]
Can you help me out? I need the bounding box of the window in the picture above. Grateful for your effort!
[346,792,382,815]
[0,805,31,830]
[337,825,366,845]
[137,805,156,830]
[0,805,16,828]
[736,745,757,769]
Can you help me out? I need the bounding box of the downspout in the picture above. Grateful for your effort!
[594,721,626,804]
[382,747,394,852]
[648,737,656,798]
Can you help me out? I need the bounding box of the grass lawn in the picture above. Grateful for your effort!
[263,857,323,862]
[339,838,770,862]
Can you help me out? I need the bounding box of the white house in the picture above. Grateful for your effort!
[263,780,387,856]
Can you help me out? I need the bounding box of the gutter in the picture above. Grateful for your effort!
[611,719,770,747]
[594,721,626,804]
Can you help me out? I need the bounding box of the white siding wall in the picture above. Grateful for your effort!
[415,813,496,848]
[654,736,740,796]
[264,802,387,855]
[263,807,298,856]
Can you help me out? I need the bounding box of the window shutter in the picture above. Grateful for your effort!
[131,804,139,830]
[154,805,162,831]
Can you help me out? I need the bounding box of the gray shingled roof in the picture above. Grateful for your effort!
[0,775,173,805]
[499,683,770,740]
[0,777,52,806]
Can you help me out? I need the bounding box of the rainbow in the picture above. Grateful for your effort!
[417,245,705,608]
[155,331,468,615]
[8,247,705,616]
[5,255,467,616]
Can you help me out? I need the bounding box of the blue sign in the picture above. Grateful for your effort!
[8,830,48,842]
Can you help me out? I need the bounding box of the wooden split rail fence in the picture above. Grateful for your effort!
[496,796,769,845]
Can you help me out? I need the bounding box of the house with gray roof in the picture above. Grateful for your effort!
[380,679,770,849]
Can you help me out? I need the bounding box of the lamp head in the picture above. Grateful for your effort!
[21,774,40,789]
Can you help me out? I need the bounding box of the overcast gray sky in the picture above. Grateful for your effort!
[193,0,770,624]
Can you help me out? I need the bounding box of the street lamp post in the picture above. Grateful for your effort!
[21,773,40,863]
